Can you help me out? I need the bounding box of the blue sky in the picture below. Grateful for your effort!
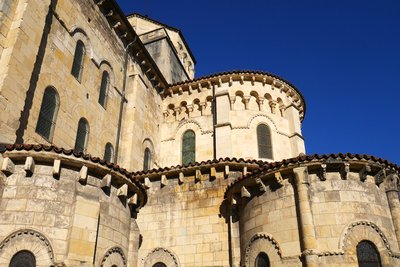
[117,0,400,164]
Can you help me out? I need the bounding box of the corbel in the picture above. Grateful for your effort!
[243,166,248,176]
[188,85,192,95]
[96,0,106,6]
[340,162,350,180]
[195,169,202,183]
[112,22,121,29]
[161,174,168,187]
[241,186,251,198]
[230,195,237,205]
[144,177,151,188]
[225,165,230,178]
[198,83,203,92]
[119,32,127,38]
[229,76,233,87]
[117,184,128,197]
[178,87,183,95]
[274,172,284,186]
[207,81,212,89]
[79,166,88,183]
[1,157,15,176]
[240,75,244,84]
[24,157,35,175]
[262,77,267,86]
[53,159,61,178]
[128,194,138,206]
[178,172,185,184]
[210,167,217,181]
[374,168,386,185]
[105,10,114,17]
[140,60,146,66]
[255,177,267,192]
[251,76,256,86]
[320,164,327,181]
[218,78,222,87]
[359,164,371,182]
[101,174,112,188]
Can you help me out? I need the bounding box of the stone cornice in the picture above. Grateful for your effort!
[0,144,147,209]
[225,153,399,200]
[93,0,168,92]
[163,71,306,120]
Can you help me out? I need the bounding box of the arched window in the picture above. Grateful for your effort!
[98,71,109,107]
[255,252,270,267]
[143,147,152,171]
[35,87,59,141]
[257,124,272,159]
[357,240,381,267]
[182,130,195,165]
[104,142,114,163]
[74,118,89,153]
[9,250,36,267]
[153,263,167,267]
[71,40,85,81]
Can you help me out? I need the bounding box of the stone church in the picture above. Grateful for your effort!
[0,0,399,266]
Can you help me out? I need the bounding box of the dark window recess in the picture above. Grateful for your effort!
[143,147,151,171]
[257,124,272,159]
[182,130,195,165]
[35,87,59,141]
[71,40,85,81]
[357,240,382,267]
[9,250,36,267]
[255,252,270,267]
[104,142,114,163]
[153,263,167,267]
[74,118,89,153]
[98,71,109,107]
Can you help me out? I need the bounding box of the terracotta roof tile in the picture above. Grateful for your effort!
[224,153,400,198]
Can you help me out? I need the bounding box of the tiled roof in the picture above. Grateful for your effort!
[131,157,264,177]
[0,144,146,193]
[224,153,400,197]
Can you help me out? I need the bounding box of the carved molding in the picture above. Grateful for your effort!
[101,246,127,267]
[244,233,283,266]
[0,229,55,266]
[142,247,179,267]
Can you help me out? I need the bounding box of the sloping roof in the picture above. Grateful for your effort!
[127,13,197,64]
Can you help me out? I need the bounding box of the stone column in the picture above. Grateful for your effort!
[215,90,232,158]
[385,174,400,250]
[293,166,318,267]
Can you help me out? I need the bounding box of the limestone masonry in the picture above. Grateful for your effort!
[0,0,399,266]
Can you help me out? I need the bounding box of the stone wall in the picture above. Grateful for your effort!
[0,146,146,266]
[135,160,260,267]
[226,155,400,266]
[160,72,305,167]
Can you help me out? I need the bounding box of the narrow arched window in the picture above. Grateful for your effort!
[357,240,381,267]
[143,147,152,171]
[35,87,59,141]
[74,118,89,153]
[98,71,109,107]
[71,40,85,81]
[255,252,270,267]
[104,142,114,163]
[153,263,167,267]
[257,124,272,159]
[9,250,36,267]
[182,130,195,165]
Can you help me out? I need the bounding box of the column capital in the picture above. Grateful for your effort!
[385,173,399,193]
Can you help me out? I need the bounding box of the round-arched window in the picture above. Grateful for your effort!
[9,250,36,267]
[153,263,167,267]
[255,252,270,267]
[356,240,381,266]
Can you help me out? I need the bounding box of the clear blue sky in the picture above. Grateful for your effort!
[117,0,400,164]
